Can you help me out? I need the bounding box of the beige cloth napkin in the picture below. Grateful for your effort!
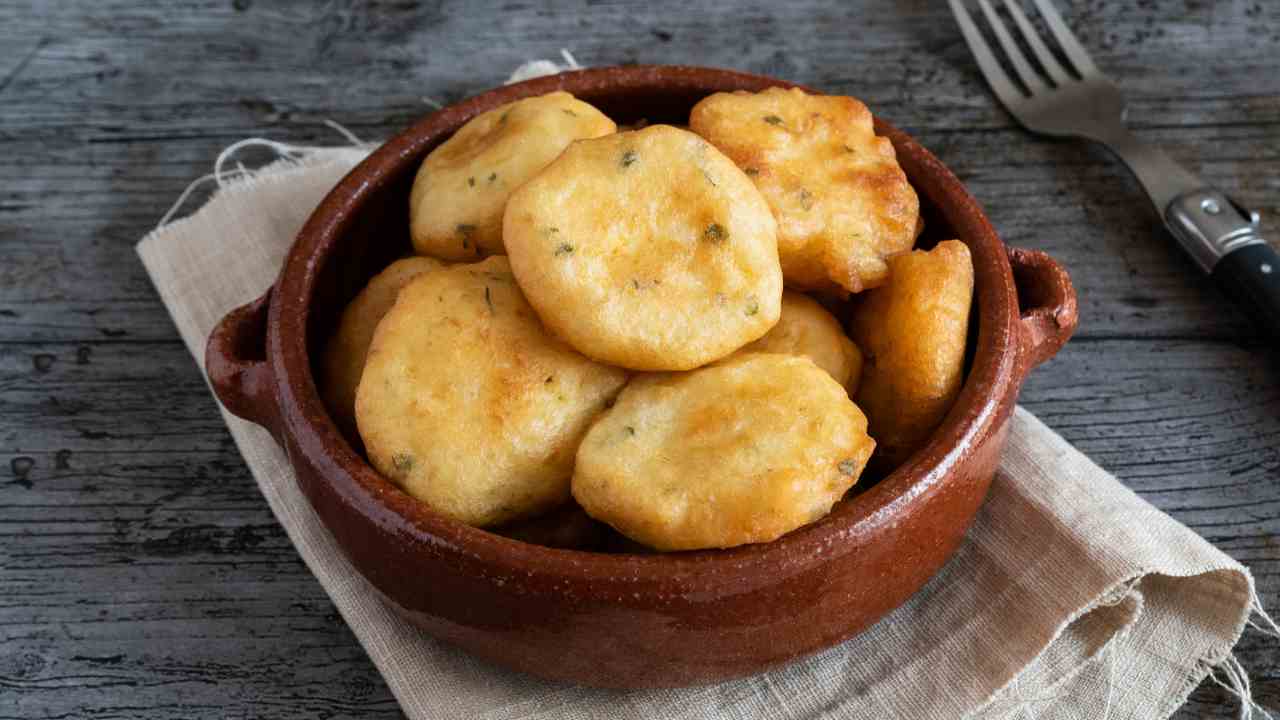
[137,144,1275,720]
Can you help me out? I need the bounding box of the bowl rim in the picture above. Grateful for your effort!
[268,64,1020,593]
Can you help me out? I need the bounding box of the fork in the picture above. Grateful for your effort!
[950,0,1280,342]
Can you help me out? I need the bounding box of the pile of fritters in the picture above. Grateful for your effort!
[319,87,974,552]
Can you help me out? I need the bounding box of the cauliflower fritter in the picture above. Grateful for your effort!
[355,257,628,527]
[410,91,615,261]
[690,87,920,295]
[320,256,445,437]
[573,353,874,551]
[504,125,783,371]
[739,290,864,393]
[849,240,974,470]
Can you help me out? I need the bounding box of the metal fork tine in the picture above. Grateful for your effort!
[1029,0,1100,77]
[949,0,1024,108]
[976,0,1046,93]
[1001,0,1072,85]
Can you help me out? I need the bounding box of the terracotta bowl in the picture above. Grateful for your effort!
[205,65,1077,688]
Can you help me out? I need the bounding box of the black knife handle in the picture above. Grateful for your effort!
[1211,242,1280,343]
[1165,188,1280,343]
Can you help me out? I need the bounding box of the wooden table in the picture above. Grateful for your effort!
[2,2,1276,717]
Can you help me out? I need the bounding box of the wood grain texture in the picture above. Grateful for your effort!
[0,0,1276,717]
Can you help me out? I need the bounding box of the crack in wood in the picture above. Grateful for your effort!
[0,37,48,98]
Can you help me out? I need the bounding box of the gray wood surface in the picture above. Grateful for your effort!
[1,1,1277,717]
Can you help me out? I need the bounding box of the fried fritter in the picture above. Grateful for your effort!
[320,256,445,437]
[572,353,875,551]
[849,240,974,470]
[355,256,628,527]
[409,91,616,261]
[739,290,864,393]
[504,124,783,371]
[689,87,920,295]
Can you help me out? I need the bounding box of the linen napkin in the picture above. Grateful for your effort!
[136,132,1275,720]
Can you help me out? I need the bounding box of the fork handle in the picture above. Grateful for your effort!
[1211,243,1280,343]
[1166,188,1280,342]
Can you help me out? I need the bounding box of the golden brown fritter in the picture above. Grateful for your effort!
[739,290,864,393]
[409,91,615,261]
[690,87,920,295]
[849,240,974,470]
[320,256,445,437]
[355,257,628,527]
[573,353,875,551]
[504,124,783,371]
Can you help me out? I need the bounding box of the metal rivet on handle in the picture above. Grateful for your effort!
[1262,263,1274,275]
[1201,198,1221,215]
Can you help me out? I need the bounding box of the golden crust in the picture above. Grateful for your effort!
[409,91,616,261]
[572,353,875,551]
[504,124,783,371]
[739,291,863,393]
[689,87,921,295]
[354,257,628,527]
[320,257,445,437]
[849,240,974,470]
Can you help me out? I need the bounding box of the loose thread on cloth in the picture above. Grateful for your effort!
[959,544,1280,720]
[1248,589,1280,640]
[156,119,372,228]
[158,48,585,229]
[1192,580,1280,719]
[1220,591,1280,718]
[1102,639,1119,720]
[978,575,1145,719]
[1207,654,1277,720]
[988,579,1141,720]
[994,645,1122,720]
[505,48,580,84]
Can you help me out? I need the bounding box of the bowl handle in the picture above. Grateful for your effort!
[205,288,284,440]
[1008,246,1078,379]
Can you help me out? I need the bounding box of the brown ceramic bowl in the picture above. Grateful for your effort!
[205,65,1077,688]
